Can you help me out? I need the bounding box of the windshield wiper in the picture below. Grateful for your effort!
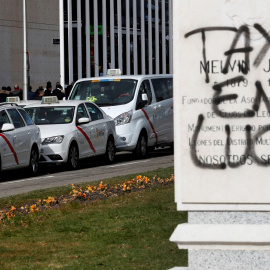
[96,103,113,106]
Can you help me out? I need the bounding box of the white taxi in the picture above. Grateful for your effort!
[0,103,41,175]
[24,97,116,169]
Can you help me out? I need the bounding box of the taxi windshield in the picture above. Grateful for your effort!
[25,106,75,125]
[69,79,137,106]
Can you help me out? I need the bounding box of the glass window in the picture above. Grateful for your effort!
[151,78,173,102]
[136,80,152,110]
[25,106,75,125]
[18,109,34,126]
[0,110,10,129]
[85,103,104,121]
[76,104,89,121]
[69,79,138,106]
[7,109,25,128]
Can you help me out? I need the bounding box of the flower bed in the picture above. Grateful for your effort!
[0,174,174,223]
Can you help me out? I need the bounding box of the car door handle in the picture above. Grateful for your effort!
[28,132,31,136]
[14,135,17,140]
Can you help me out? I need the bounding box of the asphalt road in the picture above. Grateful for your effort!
[0,148,174,198]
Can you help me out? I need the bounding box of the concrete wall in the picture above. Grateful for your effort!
[0,0,60,91]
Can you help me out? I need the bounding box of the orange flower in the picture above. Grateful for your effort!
[98,181,104,189]
[30,205,37,213]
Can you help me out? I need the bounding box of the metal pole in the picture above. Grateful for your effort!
[148,0,152,74]
[102,0,107,76]
[169,0,173,74]
[110,0,115,69]
[68,0,74,82]
[85,0,91,77]
[94,0,99,76]
[126,0,130,75]
[140,0,145,75]
[77,0,82,79]
[59,0,65,88]
[23,0,27,100]
[155,0,159,74]
[117,0,122,72]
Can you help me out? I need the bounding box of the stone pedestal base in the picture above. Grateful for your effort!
[169,212,270,269]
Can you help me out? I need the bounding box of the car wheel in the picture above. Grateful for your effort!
[105,138,115,163]
[133,132,148,158]
[169,143,174,154]
[67,143,79,170]
[29,147,39,174]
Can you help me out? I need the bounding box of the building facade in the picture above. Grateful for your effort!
[0,0,172,92]
[0,0,60,92]
[63,0,173,86]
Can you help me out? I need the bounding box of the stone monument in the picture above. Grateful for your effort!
[170,0,270,269]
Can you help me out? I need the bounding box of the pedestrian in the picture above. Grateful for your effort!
[34,88,45,100]
[11,84,23,100]
[44,81,53,96]
[28,85,35,100]
[0,86,10,102]
[52,84,65,100]
[65,81,75,98]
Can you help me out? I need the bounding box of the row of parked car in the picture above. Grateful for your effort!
[0,74,173,175]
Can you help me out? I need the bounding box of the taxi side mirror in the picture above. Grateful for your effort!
[1,123,15,132]
[77,117,90,124]
[142,93,148,101]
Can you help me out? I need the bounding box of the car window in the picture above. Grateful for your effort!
[70,79,138,106]
[136,80,152,110]
[151,78,173,102]
[25,106,75,125]
[76,104,89,121]
[85,103,104,121]
[18,109,34,126]
[0,110,10,129]
[7,109,25,128]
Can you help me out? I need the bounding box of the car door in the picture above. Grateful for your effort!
[85,102,107,154]
[0,109,18,169]
[6,108,30,166]
[75,103,96,158]
[151,77,173,143]
[135,80,158,146]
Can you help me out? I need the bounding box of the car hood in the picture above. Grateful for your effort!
[101,104,133,119]
[38,124,74,139]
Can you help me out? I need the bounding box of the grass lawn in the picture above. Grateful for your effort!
[0,167,187,269]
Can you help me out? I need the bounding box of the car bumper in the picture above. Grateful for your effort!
[115,124,140,151]
[39,144,68,164]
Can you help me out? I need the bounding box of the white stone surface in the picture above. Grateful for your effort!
[170,223,270,250]
[174,0,270,211]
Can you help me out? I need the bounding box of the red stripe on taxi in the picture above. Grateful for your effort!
[141,108,158,143]
[0,134,19,165]
[76,126,96,153]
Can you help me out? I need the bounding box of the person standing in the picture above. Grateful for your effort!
[44,81,53,96]
[28,85,35,100]
[34,88,45,100]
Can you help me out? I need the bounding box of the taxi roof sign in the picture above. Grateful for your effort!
[41,96,59,104]
[6,96,20,103]
[106,69,122,76]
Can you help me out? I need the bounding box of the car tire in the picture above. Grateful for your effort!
[133,132,148,158]
[28,146,39,175]
[104,137,115,163]
[67,143,79,170]
[169,143,174,154]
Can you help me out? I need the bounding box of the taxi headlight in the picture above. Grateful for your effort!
[42,135,64,145]
[114,110,133,126]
